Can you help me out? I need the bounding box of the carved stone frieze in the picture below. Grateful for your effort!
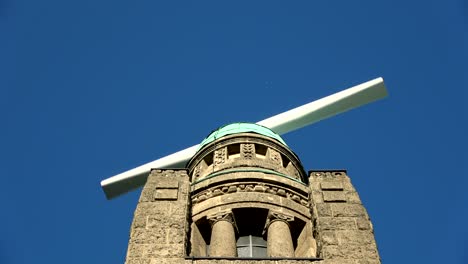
[191,181,310,208]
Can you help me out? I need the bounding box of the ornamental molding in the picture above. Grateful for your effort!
[187,134,306,181]
[263,210,295,233]
[206,209,238,232]
[191,181,310,208]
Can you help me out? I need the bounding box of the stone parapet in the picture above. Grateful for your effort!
[187,133,307,184]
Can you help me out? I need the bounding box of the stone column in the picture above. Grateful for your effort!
[264,211,295,257]
[207,210,237,257]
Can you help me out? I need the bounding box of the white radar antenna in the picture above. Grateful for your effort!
[101,77,387,199]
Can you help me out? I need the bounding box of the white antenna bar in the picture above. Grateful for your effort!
[257,77,387,134]
[101,77,387,199]
[100,145,199,199]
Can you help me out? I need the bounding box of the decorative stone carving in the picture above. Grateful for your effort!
[207,210,237,257]
[207,209,236,226]
[227,186,237,193]
[193,165,201,181]
[264,211,294,230]
[254,184,267,192]
[264,211,295,257]
[191,182,309,207]
[241,143,254,159]
[244,184,254,192]
[186,134,308,184]
[214,148,227,165]
[277,189,286,196]
[269,148,282,165]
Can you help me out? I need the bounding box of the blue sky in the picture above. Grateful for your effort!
[1,1,467,263]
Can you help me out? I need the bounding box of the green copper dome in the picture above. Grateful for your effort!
[198,123,287,149]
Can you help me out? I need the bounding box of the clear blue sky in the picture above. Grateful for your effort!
[1,1,467,263]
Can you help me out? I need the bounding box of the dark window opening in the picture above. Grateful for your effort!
[237,235,267,257]
[227,144,241,159]
[280,153,290,168]
[204,153,213,166]
[255,144,268,158]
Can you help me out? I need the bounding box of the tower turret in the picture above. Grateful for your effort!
[124,123,381,263]
[187,123,314,258]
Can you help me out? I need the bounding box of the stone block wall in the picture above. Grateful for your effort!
[309,170,381,264]
[125,169,190,264]
[124,169,380,264]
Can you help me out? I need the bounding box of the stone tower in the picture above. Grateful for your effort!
[125,123,380,264]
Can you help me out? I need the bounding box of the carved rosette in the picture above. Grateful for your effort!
[241,143,254,159]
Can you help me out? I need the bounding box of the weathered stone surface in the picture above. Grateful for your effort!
[322,244,379,260]
[149,258,187,264]
[316,203,332,217]
[190,223,207,257]
[127,240,186,258]
[317,217,356,231]
[155,179,180,189]
[354,259,381,264]
[320,182,344,190]
[309,181,321,191]
[147,214,176,229]
[331,204,367,217]
[145,244,185,258]
[318,259,355,264]
[295,222,317,257]
[125,258,153,264]
[131,214,147,229]
[125,170,189,264]
[312,191,324,203]
[356,217,373,231]
[133,202,172,217]
[193,261,323,264]
[168,226,186,244]
[323,191,346,202]
[154,189,179,200]
[320,231,338,246]
[309,170,380,263]
[335,230,376,245]
[346,191,362,204]
[130,228,166,244]
[209,220,237,257]
[267,220,294,257]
